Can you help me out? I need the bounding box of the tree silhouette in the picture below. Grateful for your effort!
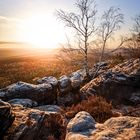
[57,0,97,79]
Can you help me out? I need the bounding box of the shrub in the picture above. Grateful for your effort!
[65,96,113,123]
[38,113,67,140]
[110,53,124,67]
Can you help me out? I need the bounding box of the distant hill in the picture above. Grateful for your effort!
[0,42,59,60]
[0,41,28,45]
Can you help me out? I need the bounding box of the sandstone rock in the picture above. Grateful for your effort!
[8,98,38,108]
[66,114,140,140]
[5,105,66,140]
[57,72,85,105]
[92,116,140,140]
[35,105,63,113]
[67,111,95,134]
[70,71,83,89]
[0,100,14,139]
[37,76,58,87]
[81,70,140,104]
[112,58,140,74]
[0,81,56,105]
[58,75,71,94]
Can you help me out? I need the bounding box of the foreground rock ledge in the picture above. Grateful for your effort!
[4,105,66,140]
[66,111,140,140]
[0,100,14,139]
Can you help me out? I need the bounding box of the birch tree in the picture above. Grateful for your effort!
[57,0,97,79]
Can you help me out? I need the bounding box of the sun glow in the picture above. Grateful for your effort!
[19,14,65,49]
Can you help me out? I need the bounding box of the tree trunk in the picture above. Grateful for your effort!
[93,40,106,79]
[100,41,106,62]
[84,36,90,80]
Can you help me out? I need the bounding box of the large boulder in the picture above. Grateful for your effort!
[0,100,14,139]
[70,71,84,89]
[8,98,38,108]
[66,111,96,140]
[5,105,67,140]
[58,75,71,94]
[0,81,56,105]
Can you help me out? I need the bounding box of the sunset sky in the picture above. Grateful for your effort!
[0,0,140,48]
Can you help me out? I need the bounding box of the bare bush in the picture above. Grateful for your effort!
[65,96,113,123]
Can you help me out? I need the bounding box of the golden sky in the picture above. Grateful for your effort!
[0,0,140,49]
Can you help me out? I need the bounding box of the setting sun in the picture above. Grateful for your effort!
[19,14,65,48]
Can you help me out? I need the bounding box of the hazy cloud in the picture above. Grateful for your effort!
[0,16,21,24]
[0,16,22,41]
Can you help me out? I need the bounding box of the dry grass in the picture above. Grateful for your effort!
[65,96,113,123]
[43,114,67,140]
[0,57,80,88]
[108,53,125,67]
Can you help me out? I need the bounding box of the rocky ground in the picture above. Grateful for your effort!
[0,58,140,140]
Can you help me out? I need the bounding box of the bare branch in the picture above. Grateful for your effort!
[131,14,140,34]
[56,0,97,78]
[98,7,124,61]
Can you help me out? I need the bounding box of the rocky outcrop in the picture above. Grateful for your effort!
[0,81,57,105]
[2,104,140,140]
[5,105,66,140]
[8,98,38,107]
[81,59,140,105]
[0,100,14,139]
[1,57,140,139]
[65,111,140,140]
[0,61,109,107]
[0,58,139,107]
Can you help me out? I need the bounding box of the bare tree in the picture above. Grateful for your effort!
[99,7,124,61]
[57,0,97,79]
[124,14,140,58]
[132,14,140,34]
[93,7,124,78]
